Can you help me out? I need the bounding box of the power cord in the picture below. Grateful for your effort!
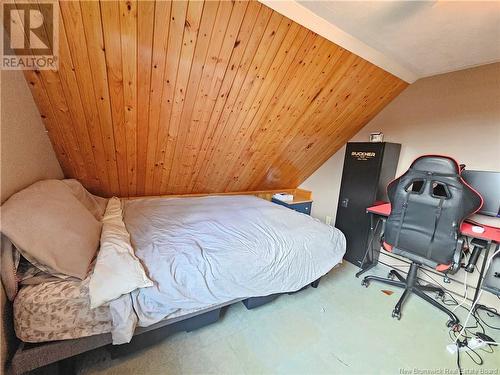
[457,344,462,375]
[447,248,500,375]
[452,269,469,312]
[419,264,498,374]
[475,305,500,330]
[456,248,500,343]
[450,329,490,375]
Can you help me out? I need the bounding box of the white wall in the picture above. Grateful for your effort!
[0,70,64,375]
[1,71,64,203]
[299,146,346,225]
[301,62,500,307]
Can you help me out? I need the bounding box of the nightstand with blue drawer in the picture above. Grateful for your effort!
[271,197,313,215]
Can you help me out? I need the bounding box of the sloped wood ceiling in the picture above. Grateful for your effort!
[24,0,408,197]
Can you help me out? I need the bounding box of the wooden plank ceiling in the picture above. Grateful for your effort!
[24,0,408,197]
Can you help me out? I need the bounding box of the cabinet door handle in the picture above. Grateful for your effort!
[341,197,349,208]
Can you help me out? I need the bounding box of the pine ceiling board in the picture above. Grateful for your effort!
[263,63,386,188]
[59,2,114,195]
[59,3,109,194]
[214,22,307,193]
[58,24,102,190]
[22,70,75,178]
[192,10,285,193]
[158,0,207,194]
[36,62,93,189]
[188,2,272,193]
[172,0,243,194]
[279,58,378,156]
[24,0,408,197]
[132,0,155,196]
[254,51,368,184]
[236,39,345,191]
[80,1,121,195]
[186,0,265,193]
[226,34,334,191]
[144,0,172,196]
[247,53,367,190]
[298,76,408,177]
[256,62,385,188]
[222,28,315,192]
[37,67,90,186]
[208,14,293,192]
[119,0,139,196]
[100,0,129,196]
[150,0,189,196]
[166,0,220,194]
[232,39,346,191]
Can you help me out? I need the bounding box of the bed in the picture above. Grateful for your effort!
[3,181,346,373]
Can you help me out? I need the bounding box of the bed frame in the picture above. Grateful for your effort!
[9,279,320,374]
[7,188,316,374]
[127,188,313,203]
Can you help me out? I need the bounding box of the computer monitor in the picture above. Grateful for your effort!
[462,170,500,217]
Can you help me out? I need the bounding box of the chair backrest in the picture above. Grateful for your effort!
[384,155,482,271]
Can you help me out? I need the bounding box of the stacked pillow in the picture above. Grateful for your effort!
[0,179,106,300]
[89,197,153,308]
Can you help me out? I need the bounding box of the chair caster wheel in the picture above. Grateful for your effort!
[387,272,395,280]
[392,310,401,320]
[361,280,370,288]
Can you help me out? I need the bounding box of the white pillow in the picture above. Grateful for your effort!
[89,197,153,308]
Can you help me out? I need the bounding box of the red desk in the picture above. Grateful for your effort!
[361,202,500,300]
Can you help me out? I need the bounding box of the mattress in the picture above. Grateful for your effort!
[13,269,222,343]
[113,195,346,343]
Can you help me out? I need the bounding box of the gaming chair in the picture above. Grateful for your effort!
[361,155,483,326]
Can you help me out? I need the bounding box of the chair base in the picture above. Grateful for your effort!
[361,262,459,327]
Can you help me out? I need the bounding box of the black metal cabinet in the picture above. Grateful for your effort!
[335,142,401,265]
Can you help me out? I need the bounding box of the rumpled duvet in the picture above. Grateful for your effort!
[108,195,346,344]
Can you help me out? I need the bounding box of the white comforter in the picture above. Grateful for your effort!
[109,195,345,343]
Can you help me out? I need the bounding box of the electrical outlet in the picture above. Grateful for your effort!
[325,216,333,225]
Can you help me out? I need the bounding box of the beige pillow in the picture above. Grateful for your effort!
[62,179,108,220]
[0,180,101,279]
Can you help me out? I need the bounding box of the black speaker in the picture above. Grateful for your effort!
[335,142,401,265]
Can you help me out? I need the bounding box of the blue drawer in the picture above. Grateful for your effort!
[271,198,312,215]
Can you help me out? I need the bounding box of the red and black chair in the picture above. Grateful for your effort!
[361,155,482,326]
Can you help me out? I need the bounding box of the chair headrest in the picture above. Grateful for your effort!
[410,155,459,175]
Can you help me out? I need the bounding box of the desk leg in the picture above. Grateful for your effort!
[472,241,496,304]
[356,215,384,278]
